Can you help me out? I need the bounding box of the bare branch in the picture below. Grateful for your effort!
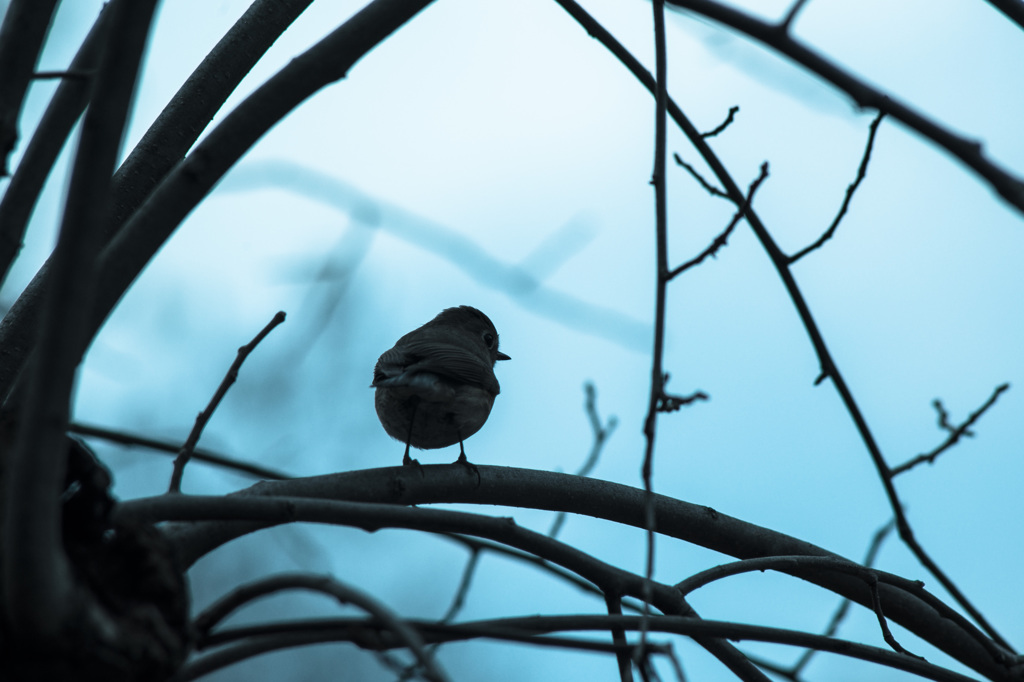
[779,0,812,32]
[549,382,617,537]
[669,162,769,279]
[0,0,59,176]
[892,383,1010,476]
[791,519,895,675]
[663,0,1024,215]
[701,105,739,138]
[640,0,670,666]
[789,112,884,263]
[128,466,1013,678]
[169,311,286,493]
[2,0,158,638]
[606,594,635,682]
[192,573,448,682]
[68,421,289,480]
[673,153,728,198]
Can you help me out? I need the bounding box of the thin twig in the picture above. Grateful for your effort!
[701,106,739,138]
[669,162,768,279]
[193,573,448,682]
[673,153,728,198]
[549,382,617,537]
[168,311,286,492]
[32,70,93,80]
[639,0,670,666]
[868,575,919,657]
[792,519,895,675]
[892,383,1010,476]
[0,0,60,176]
[779,0,812,32]
[68,421,289,480]
[606,594,635,682]
[441,548,480,623]
[789,111,884,263]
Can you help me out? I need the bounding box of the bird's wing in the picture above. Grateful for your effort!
[375,341,499,395]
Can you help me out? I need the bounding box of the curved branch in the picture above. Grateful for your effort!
[2,0,158,638]
[117,491,768,680]
[0,0,59,175]
[190,613,979,682]
[0,4,111,289]
[117,466,1016,680]
[192,573,448,682]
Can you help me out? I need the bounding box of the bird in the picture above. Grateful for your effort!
[372,306,510,470]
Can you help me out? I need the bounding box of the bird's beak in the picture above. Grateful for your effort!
[497,351,511,361]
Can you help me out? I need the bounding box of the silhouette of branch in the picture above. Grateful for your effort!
[669,162,769,279]
[193,573,447,682]
[664,0,1024,215]
[605,594,635,682]
[701,105,739,138]
[789,111,884,262]
[639,0,671,666]
[193,614,981,682]
[779,0,812,32]
[552,0,1013,649]
[2,0,158,639]
[789,519,895,675]
[0,0,59,176]
[549,382,618,537]
[0,8,111,291]
[125,469,1013,678]
[125,491,774,680]
[168,311,286,493]
[68,422,289,480]
[673,153,728,198]
[892,383,1010,476]
[983,0,1024,31]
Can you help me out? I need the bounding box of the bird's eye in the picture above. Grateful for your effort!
[482,332,495,348]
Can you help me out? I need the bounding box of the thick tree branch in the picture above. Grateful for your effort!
[119,466,1016,680]
[0,0,59,176]
[0,5,112,290]
[2,0,158,638]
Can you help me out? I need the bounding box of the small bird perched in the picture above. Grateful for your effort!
[372,306,510,468]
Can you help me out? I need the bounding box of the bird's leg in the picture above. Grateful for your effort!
[402,400,421,468]
[452,435,480,487]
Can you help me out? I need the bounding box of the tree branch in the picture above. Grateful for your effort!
[892,383,1010,476]
[119,466,1016,679]
[2,0,158,638]
[168,311,286,493]
[0,0,59,176]
[664,0,1024,215]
